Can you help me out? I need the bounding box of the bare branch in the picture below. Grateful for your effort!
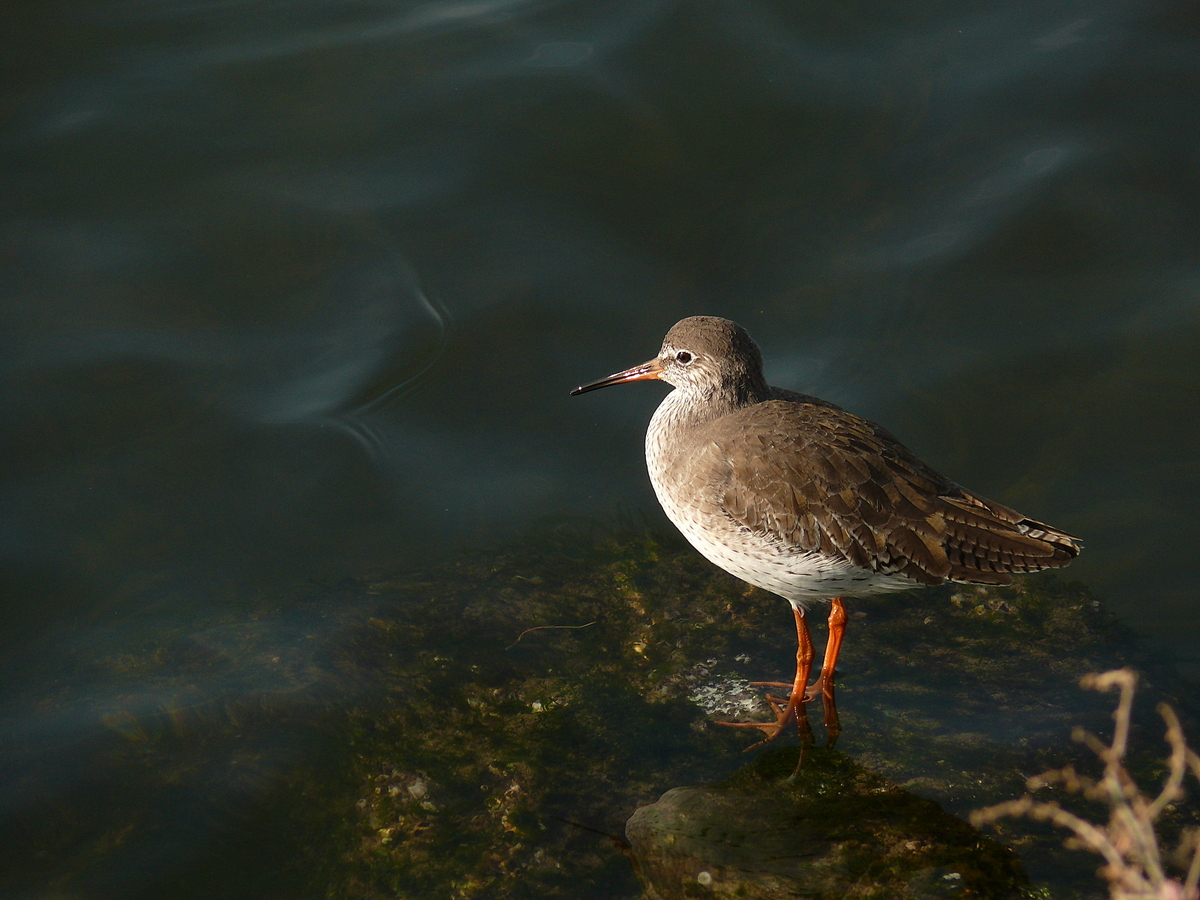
[973,669,1200,900]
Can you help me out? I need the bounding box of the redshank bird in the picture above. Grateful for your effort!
[572,316,1081,745]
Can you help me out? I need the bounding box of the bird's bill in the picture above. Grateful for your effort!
[571,358,663,395]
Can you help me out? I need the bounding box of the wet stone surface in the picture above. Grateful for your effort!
[626,747,1028,899]
[315,529,1199,899]
[6,527,1198,899]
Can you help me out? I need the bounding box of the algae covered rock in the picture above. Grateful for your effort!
[627,747,1027,900]
[5,527,1191,900]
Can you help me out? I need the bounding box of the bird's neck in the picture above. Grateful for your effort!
[652,378,769,435]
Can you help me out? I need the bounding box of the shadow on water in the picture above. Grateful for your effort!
[3,524,1196,898]
[0,582,377,898]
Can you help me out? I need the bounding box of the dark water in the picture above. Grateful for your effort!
[3,0,1199,895]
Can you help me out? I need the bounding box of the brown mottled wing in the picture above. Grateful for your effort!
[707,398,1080,586]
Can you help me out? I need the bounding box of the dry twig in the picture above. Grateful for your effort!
[971,669,1200,900]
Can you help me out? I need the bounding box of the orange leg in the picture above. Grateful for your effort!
[715,604,814,749]
[804,598,846,702]
[809,598,844,743]
[716,599,846,749]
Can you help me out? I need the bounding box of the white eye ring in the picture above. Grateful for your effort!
[675,350,694,365]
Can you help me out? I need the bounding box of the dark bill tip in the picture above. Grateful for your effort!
[570,359,663,396]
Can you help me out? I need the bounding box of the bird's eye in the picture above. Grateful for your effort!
[675,351,693,365]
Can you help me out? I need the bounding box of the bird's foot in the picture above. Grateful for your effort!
[750,673,834,704]
[714,692,811,751]
[802,671,834,703]
[717,673,839,751]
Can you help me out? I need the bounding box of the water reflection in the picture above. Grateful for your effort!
[526,41,596,67]
[0,585,374,897]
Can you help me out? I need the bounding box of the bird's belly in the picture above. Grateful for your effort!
[644,399,919,603]
[684,514,913,602]
[652,475,918,604]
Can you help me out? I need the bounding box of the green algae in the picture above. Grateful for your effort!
[628,746,1029,899]
[313,528,1191,899]
[6,526,1196,899]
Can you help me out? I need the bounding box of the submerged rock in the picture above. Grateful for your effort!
[7,527,1195,899]
[627,748,1026,900]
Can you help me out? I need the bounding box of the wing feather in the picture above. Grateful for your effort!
[703,396,1080,587]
